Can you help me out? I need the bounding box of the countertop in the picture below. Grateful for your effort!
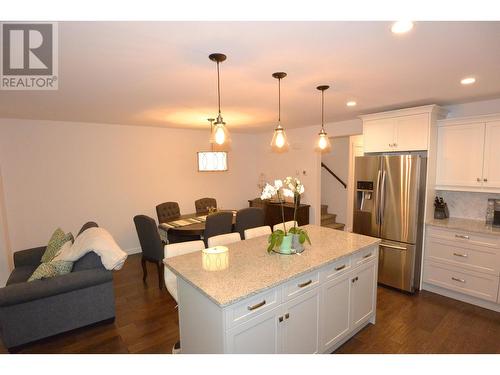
[164,224,380,307]
[427,217,500,236]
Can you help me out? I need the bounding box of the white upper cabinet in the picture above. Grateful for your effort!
[363,118,396,153]
[482,121,500,188]
[435,115,500,192]
[436,122,485,187]
[361,106,446,153]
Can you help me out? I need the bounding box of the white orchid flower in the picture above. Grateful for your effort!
[298,185,305,194]
[274,179,283,189]
[282,188,294,198]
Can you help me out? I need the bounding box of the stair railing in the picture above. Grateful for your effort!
[321,162,347,189]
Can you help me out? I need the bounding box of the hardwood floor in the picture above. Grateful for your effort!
[1,253,499,354]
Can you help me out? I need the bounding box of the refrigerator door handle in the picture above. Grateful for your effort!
[380,242,407,251]
[380,170,387,225]
[375,170,382,225]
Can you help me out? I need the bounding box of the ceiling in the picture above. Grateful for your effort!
[1,21,500,132]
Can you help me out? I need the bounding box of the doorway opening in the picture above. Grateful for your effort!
[320,135,363,232]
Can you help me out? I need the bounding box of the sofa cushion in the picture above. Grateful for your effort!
[6,265,39,286]
[28,260,74,282]
[41,228,73,263]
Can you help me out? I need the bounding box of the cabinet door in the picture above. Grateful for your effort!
[482,121,500,188]
[436,123,485,187]
[394,113,429,151]
[320,272,351,351]
[350,261,377,330]
[226,306,282,353]
[363,118,396,153]
[282,287,320,354]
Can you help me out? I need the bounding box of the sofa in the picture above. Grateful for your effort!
[0,222,116,351]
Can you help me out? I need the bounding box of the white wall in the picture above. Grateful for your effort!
[0,119,258,254]
[321,137,349,224]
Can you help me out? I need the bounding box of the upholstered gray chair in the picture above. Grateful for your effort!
[235,207,265,239]
[156,202,181,224]
[195,197,217,215]
[0,221,115,351]
[133,215,164,289]
[203,211,233,247]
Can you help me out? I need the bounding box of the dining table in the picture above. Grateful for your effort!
[158,210,237,238]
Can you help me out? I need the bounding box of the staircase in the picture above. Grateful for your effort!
[321,204,345,231]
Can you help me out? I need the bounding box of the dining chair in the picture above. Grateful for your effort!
[164,240,205,302]
[207,232,241,247]
[235,207,265,238]
[203,211,233,247]
[156,202,181,224]
[273,220,299,232]
[133,215,165,289]
[195,197,217,215]
[244,225,272,239]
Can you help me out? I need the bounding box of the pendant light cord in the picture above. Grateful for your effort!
[321,89,324,130]
[217,61,221,115]
[278,78,281,123]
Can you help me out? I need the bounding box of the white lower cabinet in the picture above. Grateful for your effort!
[320,272,351,351]
[282,288,320,354]
[350,261,377,330]
[226,306,282,354]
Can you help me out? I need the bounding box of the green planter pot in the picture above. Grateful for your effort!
[292,234,305,253]
[280,234,294,254]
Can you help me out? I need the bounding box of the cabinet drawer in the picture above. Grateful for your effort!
[225,288,282,329]
[426,238,500,275]
[283,270,320,302]
[321,256,352,281]
[424,260,499,302]
[352,246,378,266]
[426,226,499,249]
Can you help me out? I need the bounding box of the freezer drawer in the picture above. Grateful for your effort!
[378,241,416,292]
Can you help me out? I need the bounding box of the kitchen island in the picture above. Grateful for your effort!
[164,225,380,353]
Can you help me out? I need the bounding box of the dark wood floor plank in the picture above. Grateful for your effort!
[1,254,499,354]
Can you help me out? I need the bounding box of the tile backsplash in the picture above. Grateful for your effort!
[436,190,500,221]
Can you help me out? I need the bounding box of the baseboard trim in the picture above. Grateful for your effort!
[422,282,500,312]
[124,247,141,255]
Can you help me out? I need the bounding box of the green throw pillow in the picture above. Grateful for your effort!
[41,228,73,263]
[28,260,74,282]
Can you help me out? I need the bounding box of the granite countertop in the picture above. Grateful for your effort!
[427,217,500,236]
[164,224,380,307]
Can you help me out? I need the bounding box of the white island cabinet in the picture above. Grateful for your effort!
[165,225,380,354]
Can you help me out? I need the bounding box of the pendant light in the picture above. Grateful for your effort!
[315,85,332,153]
[270,72,289,153]
[209,53,231,150]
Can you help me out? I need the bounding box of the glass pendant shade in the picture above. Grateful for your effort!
[315,129,332,152]
[270,124,289,153]
[209,117,231,151]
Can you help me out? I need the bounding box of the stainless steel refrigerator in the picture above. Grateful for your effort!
[353,154,427,293]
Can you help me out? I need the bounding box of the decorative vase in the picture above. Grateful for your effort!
[292,234,305,253]
[280,234,293,254]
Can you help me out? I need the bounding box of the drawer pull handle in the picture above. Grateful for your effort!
[247,300,266,311]
[335,264,346,271]
[352,276,359,283]
[363,253,372,259]
[455,234,470,240]
[451,277,466,283]
[278,316,284,323]
[298,279,313,288]
[285,313,290,319]
[453,252,468,258]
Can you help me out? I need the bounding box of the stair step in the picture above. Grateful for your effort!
[321,213,336,222]
[321,204,328,215]
[322,222,345,231]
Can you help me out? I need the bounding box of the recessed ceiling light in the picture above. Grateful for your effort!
[460,77,476,85]
[346,101,357,107]
[391,21,414,34]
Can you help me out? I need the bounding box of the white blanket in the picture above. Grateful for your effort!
[54,227,128,270]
